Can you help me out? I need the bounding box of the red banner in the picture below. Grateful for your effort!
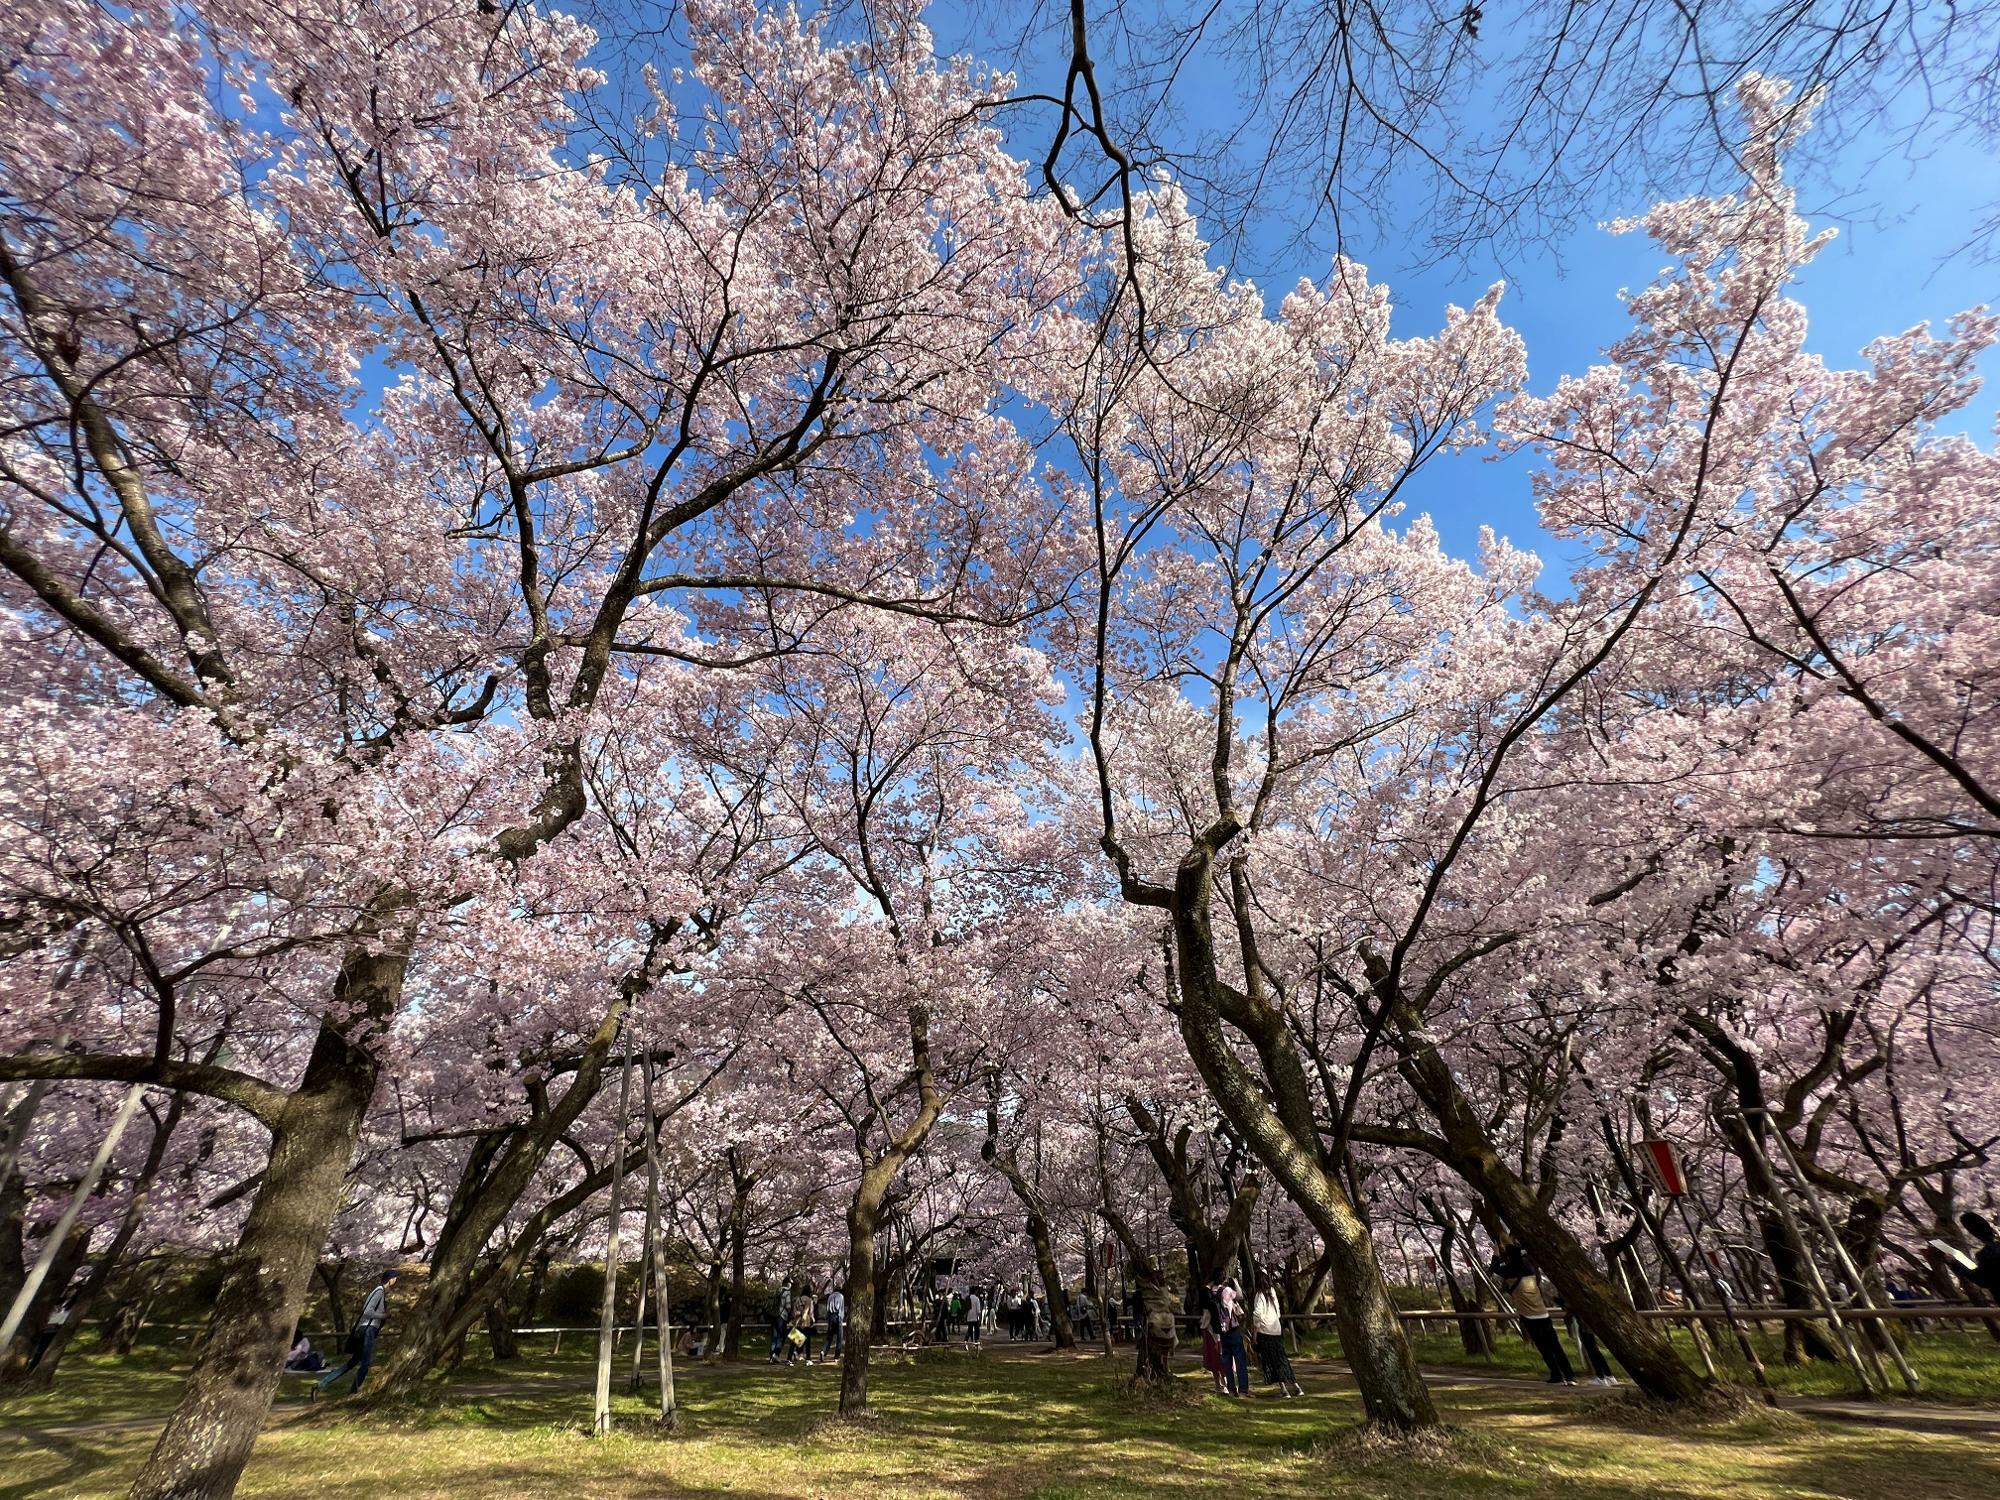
[1639,1138,1686,1197]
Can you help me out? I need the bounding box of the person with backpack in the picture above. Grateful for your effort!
[315,1268,397,1396]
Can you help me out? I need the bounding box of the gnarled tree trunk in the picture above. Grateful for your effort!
[130,934,407,1500]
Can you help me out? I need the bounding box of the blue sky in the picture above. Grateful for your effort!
[915,2,2000,583]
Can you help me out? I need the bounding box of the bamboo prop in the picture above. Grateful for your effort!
[593,1053,634,1436]
[1726,1110,1880,1395]
[1763,1119,1921,1396]
[1598,1118,1719,1377]
[0,1083,146,1352]
[1670,1193,1778,1404]
[1585,1181,1642,1309]
[627,1234,651,1392]
[640,1052,680,1427]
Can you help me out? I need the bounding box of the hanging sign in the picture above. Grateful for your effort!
[1638,1139,1687,1197]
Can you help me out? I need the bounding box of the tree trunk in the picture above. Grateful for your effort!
[1023,1210,1075,1348]
[314,1260,348,1338]
[725,1225,746,1359]
[1166,858,1439,1433]
[100,1258,165,1355]
[485,1270,521,1361]
[838,1170,890,1416]
[638,1056,679,1426]
[128,939,402,1500]
[370,983,645,1394]
[1714,1109,1841,1363]
[0,1224,90,1390]
[1391,1002,1709,1405]
[703,1260,723,1358]
[981,1098,1075,1350]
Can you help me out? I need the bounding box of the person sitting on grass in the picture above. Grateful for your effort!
[284,1328,325,1373]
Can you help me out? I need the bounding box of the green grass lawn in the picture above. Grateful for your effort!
[6,1343,2000,1500]
[1356,1320,2000,1404]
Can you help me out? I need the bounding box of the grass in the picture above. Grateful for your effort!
[1348,1321,2000,1404]
[6,1342,2000,1500]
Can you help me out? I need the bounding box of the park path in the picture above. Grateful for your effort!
[5,1341,1997,1449]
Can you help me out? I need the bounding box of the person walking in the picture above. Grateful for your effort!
[1070,1289,1095,1343]
[823,1282,846,1361]
[316,1268,398,1396]
[1216,1276,1250,1397]
[1251,1275,1303,1397]
[1491,1242,1575,1385]
[787,1288,817,1366]
[965,1288,984,1349]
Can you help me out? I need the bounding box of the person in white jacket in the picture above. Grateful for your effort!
[1249,1277,1302,1398]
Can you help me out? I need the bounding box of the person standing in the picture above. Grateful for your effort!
[1216,1276,1250,1397]
[1251,1275,1302,1398]
[316,1268,398,1396]
[965,1288,984,1349]
[1962,1212,2000,1301]
[823,1282,846,1361]
[768,1281,794,1363]
[1070,1289,1095,1343]
[1491,1242,1575,1385]
[1198,1281,1226,1394]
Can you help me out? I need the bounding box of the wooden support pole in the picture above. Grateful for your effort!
[640,1053,680,1427]
[1,1084,145,1352]
[593,1053,634,1436]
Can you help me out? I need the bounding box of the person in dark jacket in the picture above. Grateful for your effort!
[1490,1242,1575,1385]
[1961,1212,2000,1300]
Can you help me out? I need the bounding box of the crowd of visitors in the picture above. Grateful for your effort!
[261,1236,1652,1403]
